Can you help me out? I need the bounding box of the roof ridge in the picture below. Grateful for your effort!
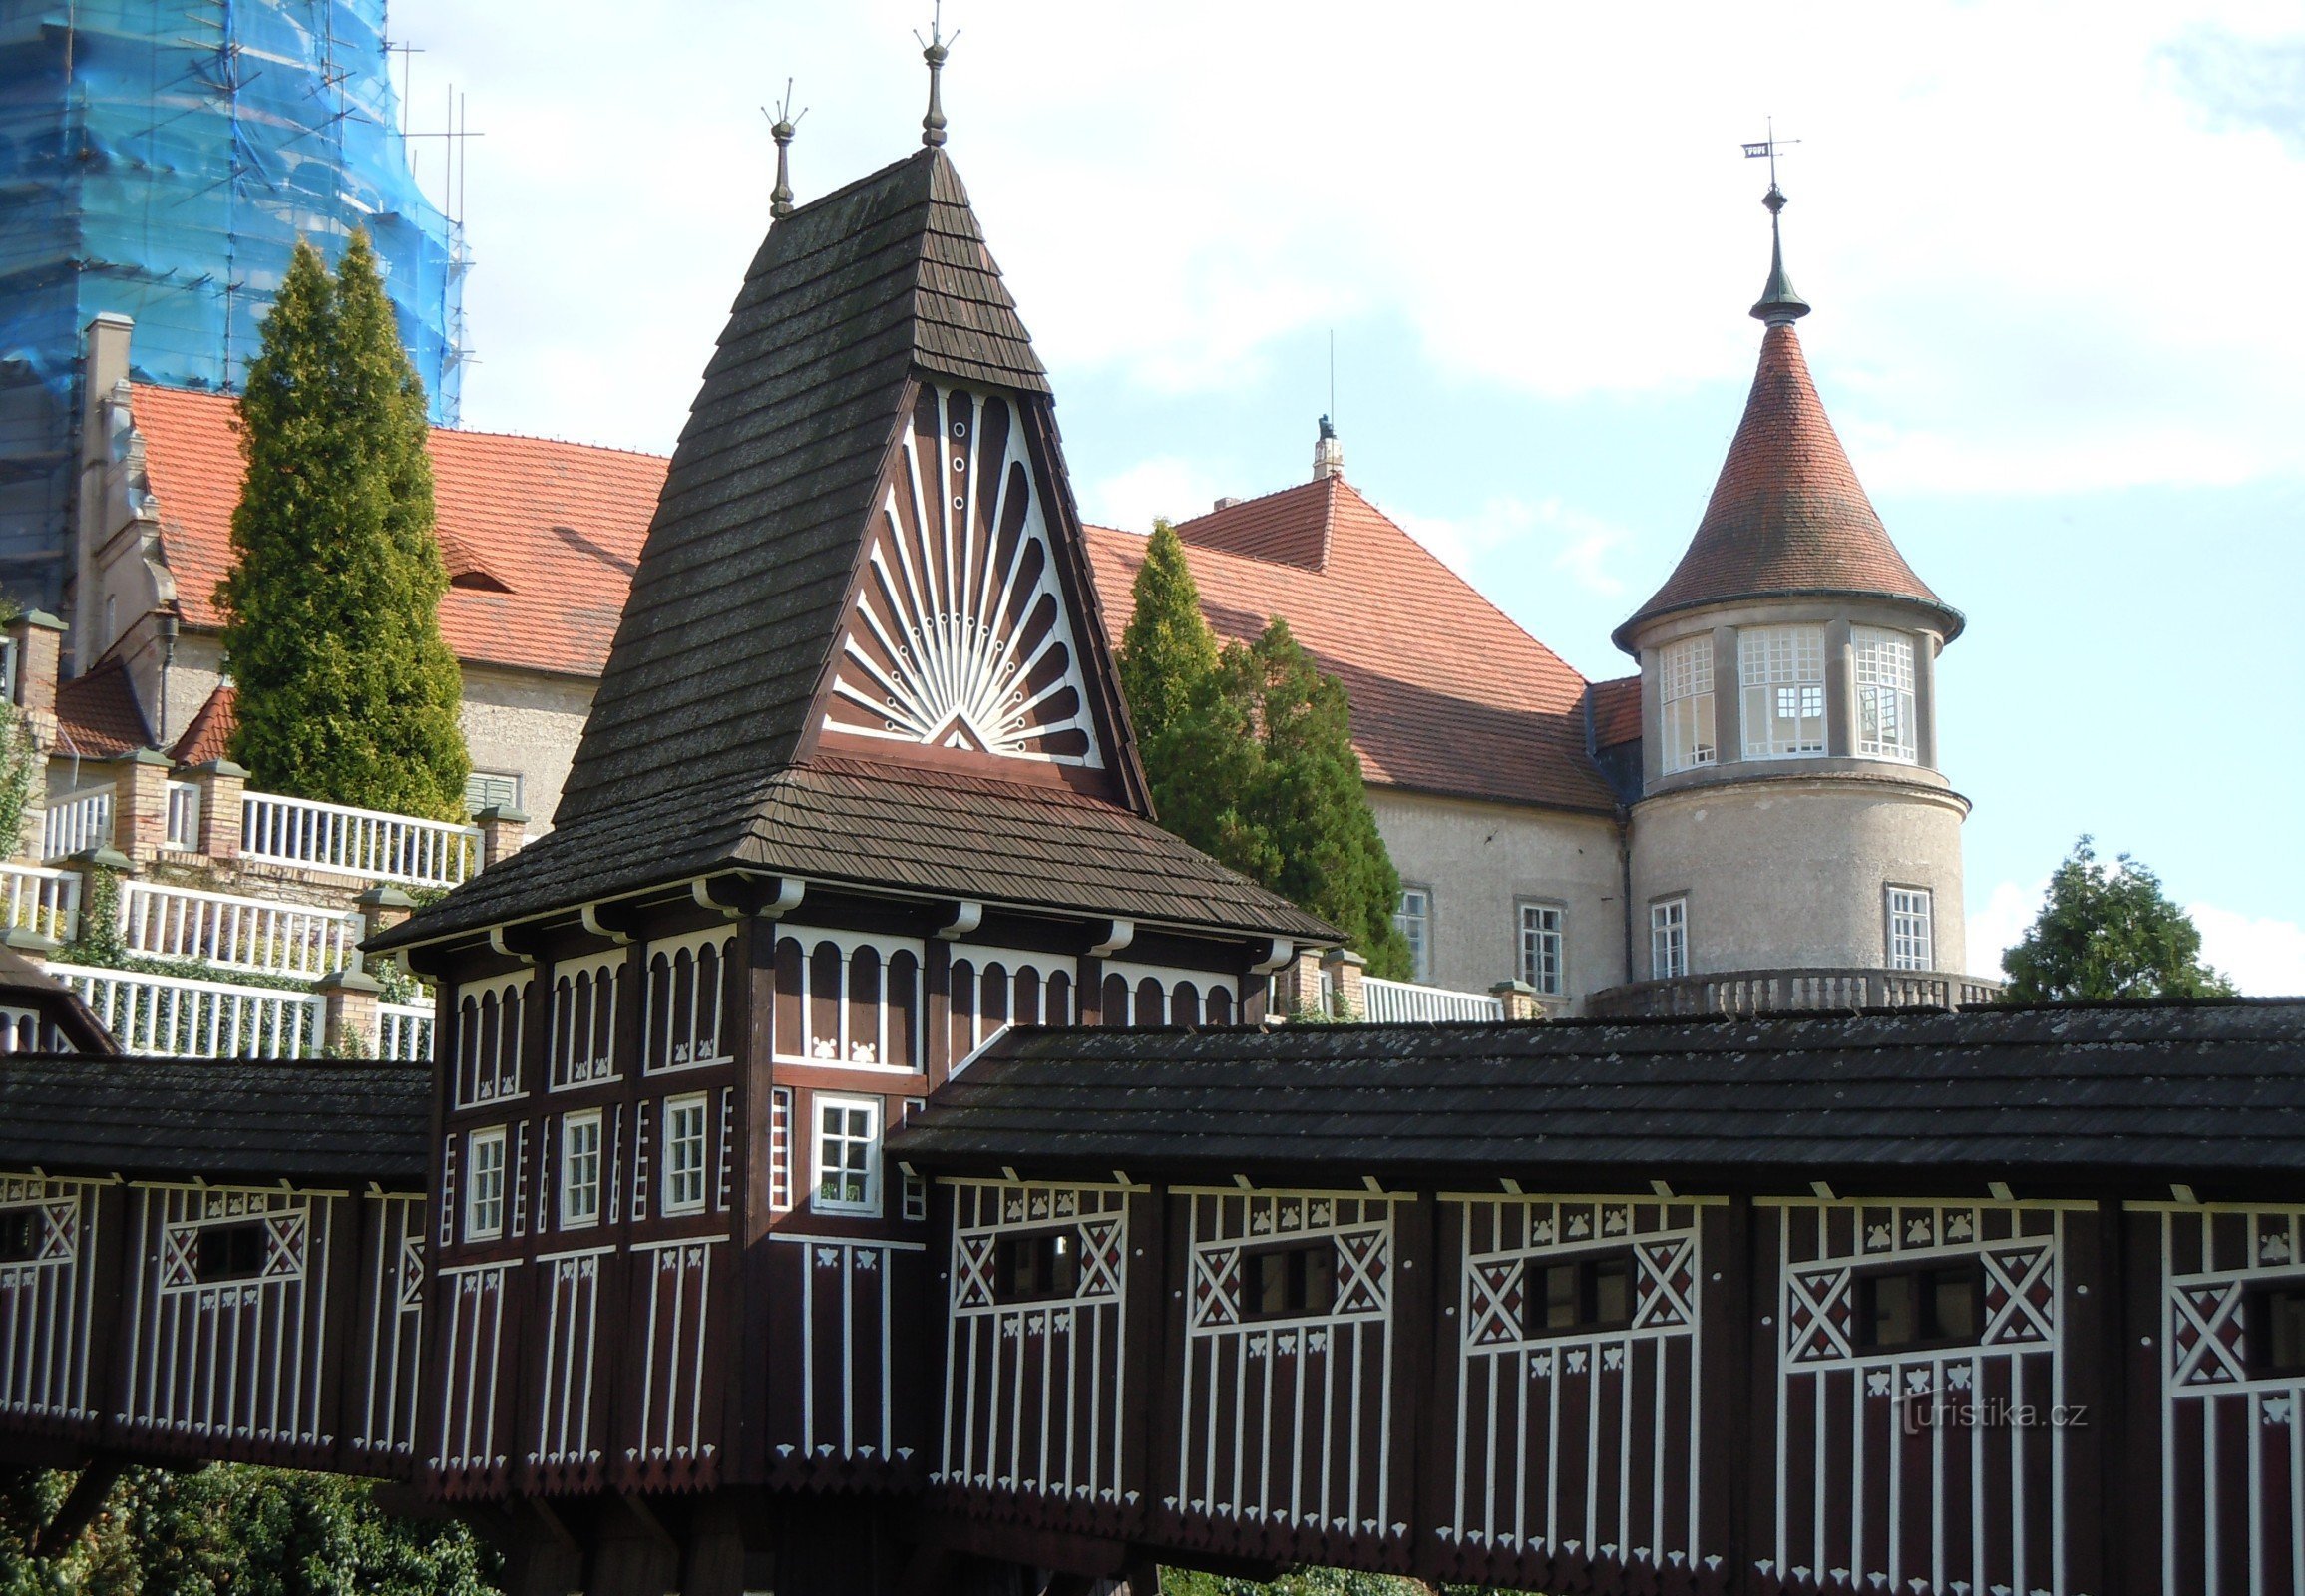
[129,381,674,465]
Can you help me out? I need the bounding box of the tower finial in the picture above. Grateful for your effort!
[766,81,806,221]
[1741,118,1809,324]
[915,3,958,148]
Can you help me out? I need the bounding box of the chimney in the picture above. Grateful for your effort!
[1312,414,1344,481]
[1212,497,1242,512]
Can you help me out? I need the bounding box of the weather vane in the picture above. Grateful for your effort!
[1741,116,1800,196]
[915,2,960,148]
[764,80,807,220]
[1742,116,1810,323]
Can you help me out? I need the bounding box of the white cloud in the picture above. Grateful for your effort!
[1081,458,1226,535]
[1391,497,1635,596]
[2188,904,2305,997]
[1966,879,2045,983]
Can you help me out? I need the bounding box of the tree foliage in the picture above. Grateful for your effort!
[2002,837,2235,1002]
[1116,536,1412,979]
[0,1464,497,1596]
[218,231,470,820]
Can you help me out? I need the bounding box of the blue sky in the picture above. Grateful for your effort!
[390,0,2305,992]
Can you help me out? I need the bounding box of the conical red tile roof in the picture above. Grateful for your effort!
[1615,323,1959,650]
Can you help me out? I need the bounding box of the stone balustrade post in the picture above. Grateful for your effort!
[358,884,415,945]
[1489,979,1542,1021]
[5,610,64,720]
[107,748,172,863]
[183,758,246,860]
[317,968,385,1056]
[475,804,529,869]
[1321,949,1367,1020]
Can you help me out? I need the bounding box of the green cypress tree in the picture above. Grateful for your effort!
[217,232,470,820]
[2003,837,2235,1001]
[1116,520,1220,750]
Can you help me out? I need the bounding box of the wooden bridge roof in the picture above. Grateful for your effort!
[0,1057,430,1185]
[893,999,2305,1195]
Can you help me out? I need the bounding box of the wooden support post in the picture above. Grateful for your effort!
[30,1454,126,1556]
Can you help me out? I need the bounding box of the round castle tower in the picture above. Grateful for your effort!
[1608,183,1975,1001]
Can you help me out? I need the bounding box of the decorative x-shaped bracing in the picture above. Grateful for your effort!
[1191,1246,1242,1330]
[2172,1279,2248,1389]
[1982,1245,2054,1344]
[1785,1266,1853,1362]
[954,1234,996,1311]
[1078,1218,1124,1301]
[1465,1259,1525,1347]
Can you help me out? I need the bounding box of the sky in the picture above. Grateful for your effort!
[388,0,2305,994]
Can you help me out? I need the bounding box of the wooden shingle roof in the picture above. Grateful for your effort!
[0,1056,429,1183]
[1614,323,1960,651]
[893,1000,2305,1194]
[381,148,1330,951]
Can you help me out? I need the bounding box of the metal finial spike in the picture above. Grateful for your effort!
[915,2,957,148]
[1742,124,1809,324]
[766,81,806,220]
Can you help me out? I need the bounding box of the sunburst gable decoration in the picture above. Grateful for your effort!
[822,382,1104,768]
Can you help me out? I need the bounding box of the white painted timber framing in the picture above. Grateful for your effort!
[53,961,322,1057]
[0,1175,108,1428]
[116,879,363,979]
[531,1244,611,1478]
[772,1231,927,1466]
[1361,977,1505,1024]
[349,1191,427,1464]
[239,790,481,887]
[937,1179,1136,1506]
[550,951,621,1088]
[642,928,734,1075]
[776,927,926,1072]
[433,1258,520,1476]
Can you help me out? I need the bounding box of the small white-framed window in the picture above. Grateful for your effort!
[1650,897,1689,981]
[813,1094,882,1216]
[1854,627,1918,763]
[1738,624,1826,758]
[1517,903,1565,997]
[1660,635,1717,774]
[1886,887,1934,972]
[1394,888,1432,983]
[662,1093,709,1215]
[465,1127,507,1241]
[560,1110,603,1229]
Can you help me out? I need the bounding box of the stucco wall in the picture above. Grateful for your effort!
[1628,776,1968,977]
[458,662,593,830]
[1367,788,1627,1008]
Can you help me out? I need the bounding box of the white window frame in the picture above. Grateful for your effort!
[661,1093,709,1216]
[1517,902,1566,997]
[1854,627,1918,763]
[1394,887,1433,984]
[560,1110,603,1229]
[1660,636,1717,774]
[1738,624,1826,759]
[1886,886,1934,972]
[812,1093,883,1217]
[465,1127,507,1241]
[1650,897,1689,981]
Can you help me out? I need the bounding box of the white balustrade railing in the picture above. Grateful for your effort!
[52,961,322,1058]
[378,1001,435,1062]
[116,879,362,980]
[41,787,113,861]
[1360,976,1505,1024]
[239,791,481,887]
[165,780,200,850]
[1,863,81,944]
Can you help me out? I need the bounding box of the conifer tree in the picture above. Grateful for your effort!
[2003,837,2235,1001]
[1116,520,1219,750]
[217,232,470,820]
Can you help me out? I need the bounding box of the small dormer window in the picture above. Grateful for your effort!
[1739,625,1825,758]
[1854,628,1918,763]
[1660,637,1715,774]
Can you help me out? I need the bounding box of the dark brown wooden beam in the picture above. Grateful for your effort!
[29,1454,126,1557]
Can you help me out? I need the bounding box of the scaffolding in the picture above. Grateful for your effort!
[0,0,464,607]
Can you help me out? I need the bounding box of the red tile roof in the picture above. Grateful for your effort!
[53,658,150,758]
[1588,674,1642,748]
[1615,323,1959,649]
[167,682,236,765]
[1084,477,1616,814]
[129,385,668,679]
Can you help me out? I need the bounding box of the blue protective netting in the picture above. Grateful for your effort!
[0,0,462,607]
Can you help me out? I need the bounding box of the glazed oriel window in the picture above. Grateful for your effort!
[1854,627,1918,762]
[1738,624,1826,758]
[662,1094,708,1214]
[1660,636,1716,773]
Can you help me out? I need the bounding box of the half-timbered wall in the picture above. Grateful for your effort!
[433,1258,520,1495]
[774,930,922,1071]
[1098,962,1239,1029]
[949,949,1072,1060]
[455,973,530,1107]
[115,1182,342,1465]
[935,1180,1138,1538]
[550,954,622,1090]
[645,929,735,1075]
[1439,1194,1715,1590]
[0,1173,107,1437]
[1166,1187,1409,1569]
[1759,1197,2088,1596]
[762,1234,931,1490]
[2150,1201,2305,1595]
[346,1191,427,1471]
